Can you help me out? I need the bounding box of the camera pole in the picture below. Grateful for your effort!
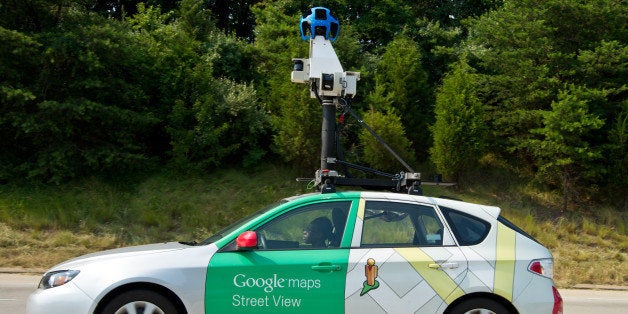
[291,7,422,194]
[321,98,335,171]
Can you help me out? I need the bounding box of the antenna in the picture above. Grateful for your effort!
[292,7,422,195]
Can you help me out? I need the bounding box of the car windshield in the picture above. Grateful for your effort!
[199,200,287,245]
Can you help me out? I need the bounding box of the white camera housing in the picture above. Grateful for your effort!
[291,36,360,98]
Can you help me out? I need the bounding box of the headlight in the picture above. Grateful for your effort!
[38,270,80,289]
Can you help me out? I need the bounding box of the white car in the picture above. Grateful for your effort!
[27,191,563,313]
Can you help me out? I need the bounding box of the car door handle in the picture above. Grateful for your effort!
[428,262,459,269]
[311,263,341,272]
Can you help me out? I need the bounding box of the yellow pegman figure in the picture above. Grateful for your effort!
[365,258,378,286]
[360,258,380,296]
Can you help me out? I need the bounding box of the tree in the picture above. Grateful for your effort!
[27,13,163,182]
[205,33,258,82]
[374,35,432,161]
[207,0,260,41]
[91,0,180,20]
[523,86,604,211]
[0,1,272,182]
[467,0,559,135]
[408,18,462,87]
[130,3,271,171]
[340,0,414,52]
[177,0,215,41]
[430,58,487,184]
[606,101,628,200]
[465,0,627,197]
[412,0,503,28]
[169,80,270,170]
[0,0,64,32]
[0,27,41,181]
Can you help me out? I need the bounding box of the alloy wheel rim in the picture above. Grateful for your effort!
[114,301,165,314]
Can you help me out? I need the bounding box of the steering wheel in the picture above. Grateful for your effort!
[257,232,267,249]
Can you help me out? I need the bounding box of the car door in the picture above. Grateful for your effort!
[344,198,468,313]
[205,200,355,313]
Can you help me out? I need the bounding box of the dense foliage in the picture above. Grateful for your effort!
[0,0,625,209]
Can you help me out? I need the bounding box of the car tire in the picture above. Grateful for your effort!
[447,297,511,314]
[101,289,179,314]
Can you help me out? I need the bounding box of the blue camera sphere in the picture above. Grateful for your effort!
[300,7,340,41]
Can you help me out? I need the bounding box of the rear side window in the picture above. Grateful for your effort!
[440,207,490,246]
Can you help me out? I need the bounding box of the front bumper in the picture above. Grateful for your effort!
[27,282,94,314]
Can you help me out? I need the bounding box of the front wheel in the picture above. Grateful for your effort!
[101,289,179,314]
[447,297,512,314]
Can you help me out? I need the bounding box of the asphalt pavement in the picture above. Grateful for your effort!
[0,273,40,314]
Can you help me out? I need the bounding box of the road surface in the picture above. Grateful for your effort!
[0,274,39,313]
[1,273,627,313]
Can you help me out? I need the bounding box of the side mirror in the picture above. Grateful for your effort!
[236,231,258,250]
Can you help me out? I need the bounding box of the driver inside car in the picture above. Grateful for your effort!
[303,217,333,247]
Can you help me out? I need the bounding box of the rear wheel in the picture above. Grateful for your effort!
[447,297,511,314]
[102,289,179,314]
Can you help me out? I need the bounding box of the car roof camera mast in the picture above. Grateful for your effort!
[292,7,422,195]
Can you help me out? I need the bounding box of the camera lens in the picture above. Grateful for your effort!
[322,74,334,90]
[293,60,304,71]
[315,26,326,36]
[315,8,327,20]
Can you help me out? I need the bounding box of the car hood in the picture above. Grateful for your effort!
[48,242,191,271]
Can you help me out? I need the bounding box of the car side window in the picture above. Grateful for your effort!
[361,201,443,247]
[440,206,491,246]
[255,201,351,250]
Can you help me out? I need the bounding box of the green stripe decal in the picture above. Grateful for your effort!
[395,248,465,304]
[494,222,516,301]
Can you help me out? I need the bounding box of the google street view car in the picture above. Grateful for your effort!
[26,5,563,314]
[28,191,562,314]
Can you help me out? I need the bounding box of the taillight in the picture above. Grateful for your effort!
[552,286,563,314]
[528,258,554,279]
